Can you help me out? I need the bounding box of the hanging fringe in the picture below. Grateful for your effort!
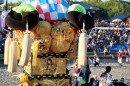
[8,31,18,73]
[18,21,32,66]
[78,22,88,68]
[4,32,11,65]
[18,33,32,66]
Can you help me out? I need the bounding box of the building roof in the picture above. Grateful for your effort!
[69,1,100,11]
[108,14,130,22]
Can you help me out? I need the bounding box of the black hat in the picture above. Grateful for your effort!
[5,10,39,30]
[68,4,94,30]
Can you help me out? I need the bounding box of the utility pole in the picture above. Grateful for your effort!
[118,0,121,15]
[5,0,8,10]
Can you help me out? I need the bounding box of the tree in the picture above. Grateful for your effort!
[86,0,130,19]
[67,0,71,3]
[0,1,21,10]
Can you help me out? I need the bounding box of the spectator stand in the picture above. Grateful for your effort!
[124,41,129,49]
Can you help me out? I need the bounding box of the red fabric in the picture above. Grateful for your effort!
[57,0,61,4]
[117,52,122,59]
[74,68,80,74]
[44,12,51,20]
[36,5,43,14]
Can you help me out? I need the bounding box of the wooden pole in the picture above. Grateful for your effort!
[73,37,76,63]
[5,0,8,10]
[118,0,121,15]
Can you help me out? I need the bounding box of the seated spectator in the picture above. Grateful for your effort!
[93,57,100,67]
[104,47,108,56]
[92,39,96,50]
[110,40,113,47]
[88,45,93,52]
[127,36,130,45]
[89,32,93,39]
[97,43,102,52]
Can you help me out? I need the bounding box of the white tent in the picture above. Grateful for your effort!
[95,27,130,30]
[112,19,122,22]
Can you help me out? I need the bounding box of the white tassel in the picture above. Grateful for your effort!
[4,32,11,65]
[18,21,32,66]
[78,21,88,68]
[8,31,18,73]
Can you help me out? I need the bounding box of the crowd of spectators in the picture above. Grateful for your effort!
[87,28,130,52]
[95,20,130,28]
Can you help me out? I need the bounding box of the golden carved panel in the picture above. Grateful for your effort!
[28,78,70,86]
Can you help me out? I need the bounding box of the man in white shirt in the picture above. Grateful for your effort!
[93,57,100,67]
[99,66,113,86]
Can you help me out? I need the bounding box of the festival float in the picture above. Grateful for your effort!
[4,0,94,86]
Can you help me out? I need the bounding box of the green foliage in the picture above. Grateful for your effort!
[0,1,21,10]
[86,0,130,19]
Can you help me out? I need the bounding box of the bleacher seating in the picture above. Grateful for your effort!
[108,45,123,51]
[124,41,129,49]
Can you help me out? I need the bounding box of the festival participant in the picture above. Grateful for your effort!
[117,50,123,66]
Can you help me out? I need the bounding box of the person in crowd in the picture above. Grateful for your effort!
[93,57,100,67]
[87,44,93,52]
[104,46,108,56]
[93,75,99,86]
[117,50,123,66]
[92,39,96,51]
[97,43,102,52]
[74,68,81,86]
[125,48,130,63]
[0,33,4,54]
[114,78,127,86]
[89,78,95,86]
[123,33,128,40]
[73,59,89,86]
[85,57,91,83]
[89,32,93,39]
[110,40,113,47]
[99,66,113,86]
[120,78,124,83]
[127,36,130,45]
